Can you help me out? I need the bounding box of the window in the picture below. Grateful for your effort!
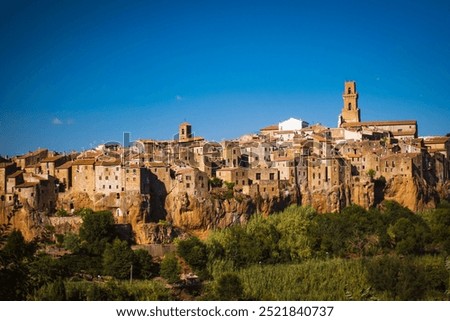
[348,87,351,94]
[186,183,190,188]
[115,176,118,180]
[242,180,245,185]
[348,102,352,110]
[269,173,275,180]
[186,175,191,181]
[256,173,261,180]
[103,185,105,189]
[99,176,102,180]
[109,185,111,189]
[106,176,109,180]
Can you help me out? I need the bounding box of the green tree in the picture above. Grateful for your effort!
[35,278,67,301]
[246,215,280,263]
[215,273,243,300]
[366,169,376,181]
[160,254,181,284]
[102,239,134,279]
[177,237,208,273]
[387,217,429,255]
[274,206,315,261]
[1,229,35,260]
[365,255,427,300]
[0,230,36,300]
[28,254,69,291]
[422,203,450,253]
[133,249,157,279]
[209,177,223,188]
[63,232,81,253]
[79,210,115,255]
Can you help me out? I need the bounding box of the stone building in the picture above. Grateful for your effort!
[124,165,150,194]
[216,167,249,191]
[14,148,49,169]
[172,166,208,197]
[95,158,122,193]
[339,81,418,139]
[40,155,67,176]
[423,136,450,158]
[0,161,17,195]
[71,159,96,194]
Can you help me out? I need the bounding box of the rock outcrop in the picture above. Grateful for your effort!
[1,174,448,243]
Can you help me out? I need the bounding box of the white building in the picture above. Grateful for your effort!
[278,118,309,131]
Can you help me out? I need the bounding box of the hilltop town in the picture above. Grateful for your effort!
[1,81,449,242]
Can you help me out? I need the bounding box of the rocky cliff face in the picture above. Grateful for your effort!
[2,175,448,243]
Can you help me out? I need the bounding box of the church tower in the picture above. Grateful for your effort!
[179,122,192,142]
[339,81,360,126]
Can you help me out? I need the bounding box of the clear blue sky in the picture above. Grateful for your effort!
[1,0,449,156]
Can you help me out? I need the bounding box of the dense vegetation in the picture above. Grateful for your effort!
[1,201,449,300]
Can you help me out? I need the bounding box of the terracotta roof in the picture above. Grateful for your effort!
[273,157,294,162]
[15,182,39,188]
[17,148,48,159]
[72,159,95,166]
[41,155,64,162]
[423,136,449,144]
[147,162,167,167]
[95,159,121,166]
[0,162,14,168]
[56,161,73,169]
[342,120,417,127]
[260,124,278,131]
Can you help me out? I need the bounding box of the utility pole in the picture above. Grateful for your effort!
[130,263,133,284]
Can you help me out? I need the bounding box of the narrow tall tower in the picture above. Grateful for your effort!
[340,81,360,125]
[179,122,192,142]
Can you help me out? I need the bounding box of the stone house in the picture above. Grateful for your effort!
[95,159,122,194]
[55,161,73,192]
[216,167,249,191]
[40,155,67,176]
[72,159,96,194]
[14,148,48,169]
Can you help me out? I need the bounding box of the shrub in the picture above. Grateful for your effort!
[215,273,243,300]
[160,254,181,284]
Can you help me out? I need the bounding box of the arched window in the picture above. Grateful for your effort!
[348,102,352,110]
[348,87,352,94]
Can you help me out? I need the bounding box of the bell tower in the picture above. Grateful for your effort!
[340,81,360,125]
